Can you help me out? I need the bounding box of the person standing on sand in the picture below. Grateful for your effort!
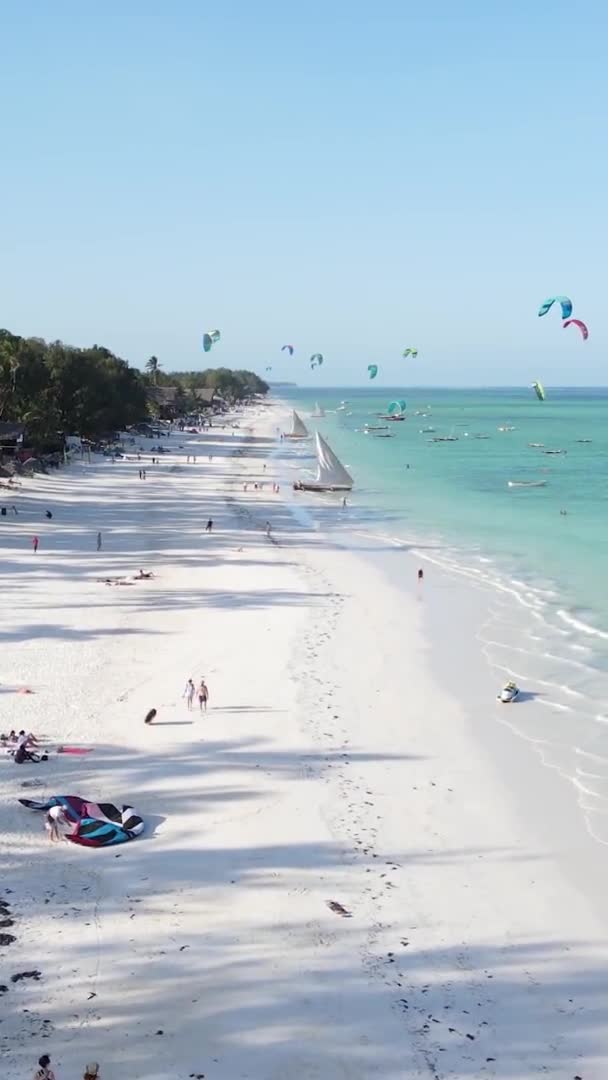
[32,535,39,554]
[197,678,209,712]
[45,804,68,842]
[96,531,102,552]
[417,568,424,582]
[265,521,272,538]
[183,678,195,710]
[33,1054,56,1080]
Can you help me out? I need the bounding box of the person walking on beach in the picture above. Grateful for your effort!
[197,678,209,712]
[33,1054,56,1080]
[32,535,39,554]
[205,519,213,533]
[417,568,424,582]
[265,521,272,539]
[144,708,157,725]
[183,678,195,710]
[96,531,102,552]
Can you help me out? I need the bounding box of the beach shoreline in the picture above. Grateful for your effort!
[1,403,608,1078]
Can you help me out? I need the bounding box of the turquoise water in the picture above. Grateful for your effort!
[279,388,608,809]
[283,387,608,620]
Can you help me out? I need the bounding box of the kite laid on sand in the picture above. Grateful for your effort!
[19,795,144,847]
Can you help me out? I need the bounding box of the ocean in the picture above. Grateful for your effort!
[277,387,608,840]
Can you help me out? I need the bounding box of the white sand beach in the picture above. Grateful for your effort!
[2,405,608,1080]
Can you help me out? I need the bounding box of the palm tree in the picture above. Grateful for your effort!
[145,355,161,385]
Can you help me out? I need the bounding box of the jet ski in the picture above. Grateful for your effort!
[497,681,520,703]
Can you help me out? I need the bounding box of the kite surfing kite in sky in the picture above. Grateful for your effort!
[402,347,418,359]
[310,353,323,369]
[203,330,221,353]
[281,344,294,355]
[537,296,573,320]
[368,364,378,379]
[563,318,589,340]
[19,795,144,847]
[532,380,545,401]
[538,295,588,339]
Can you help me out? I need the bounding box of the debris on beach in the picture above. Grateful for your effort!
[11,969,41,982]
[326,900,352,917]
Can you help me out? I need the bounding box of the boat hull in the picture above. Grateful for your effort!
[293,482,352,493]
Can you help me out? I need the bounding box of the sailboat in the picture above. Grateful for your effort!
[293,431,353,492]
[283,410,310,440]
[311,402,326,418]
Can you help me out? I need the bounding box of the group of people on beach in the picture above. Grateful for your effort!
[1,729,46,763]
[34,1054,99,1080]
[143,677,209,727]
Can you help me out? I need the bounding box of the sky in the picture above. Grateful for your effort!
[1,1,607,386]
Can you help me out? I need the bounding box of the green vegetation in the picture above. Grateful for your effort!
[155,367,269,399]
[0,328,268,446]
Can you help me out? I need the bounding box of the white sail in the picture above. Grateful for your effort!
[290,410,309,437]
[315,432,353,488]
[312,402,325,417]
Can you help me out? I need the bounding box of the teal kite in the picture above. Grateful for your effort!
[203,330,221,353]
[537,296,572,320]
[368,364,378,379]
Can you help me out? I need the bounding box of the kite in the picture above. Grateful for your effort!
[368,364,378,379]
[387,399,406,415]
[203,330,221,353]
[402,348,418,359]
[265,366,272,372]
[563,318,588,340]
[537,296,572,320]
[19,795,144,848]
[532,380,545,401]
[310,353,323,369]
[281,345,294,355]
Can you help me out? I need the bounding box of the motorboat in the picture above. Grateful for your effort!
[507,480,547,488]
[378,414,406,421]
[293,431,353,492]
[497,681,520,703]
[576,439,592,443]
[528,442,545,448]
[544,449,567,455]
[498,426,516,432]
[431,436,458,442]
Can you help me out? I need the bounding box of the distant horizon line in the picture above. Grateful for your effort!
[266,383,608,391]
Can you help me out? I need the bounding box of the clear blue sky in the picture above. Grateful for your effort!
[1,1,606,385]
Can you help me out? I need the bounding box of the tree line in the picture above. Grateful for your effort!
[0,329,268,449]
